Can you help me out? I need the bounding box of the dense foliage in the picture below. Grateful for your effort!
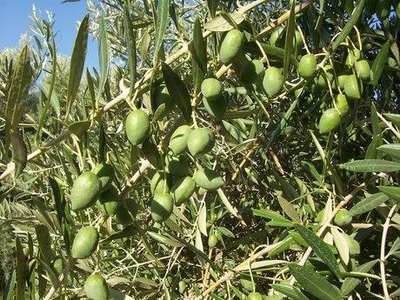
[1,0,400,299]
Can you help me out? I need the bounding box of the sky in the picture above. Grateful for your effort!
[0,0,99,68]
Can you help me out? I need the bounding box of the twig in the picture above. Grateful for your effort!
[380,204,397,300]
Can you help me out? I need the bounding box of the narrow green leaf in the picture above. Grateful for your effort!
[288,264,343,300]
[252,208,291,223]
[4,45,33,154]
[161,62,192,122]
[49,176,64,226]
[41,81,60,117]
[16,238,26,300]
[283,0,296,76]
[35,224,53,263]
[377,144,400,160]
[66,14,89,119]
[97,16,109,102]
[191,17,207,94]
[377,186,400,202]
[332,0,366,51]
[272,283,309,300]
[10,132,27,178]
[3,270,16,300]
[147,231,184,247]
[341,260,378,295]
[370,40,390,86]
[269,236,293,257]
[383,113,400,127]
[203,11,244,32]
[123,4,137,93]
[331,227,350,265]
[153,0,170,64]
[277,196,301,223]
[339,159,400,172]
[86,69,96,109]
[349,192,389,216]
[294,225,341,277]
[68,120,91,136]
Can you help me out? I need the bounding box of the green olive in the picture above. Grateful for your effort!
[318,108,341,134]
[125,109,150,146]
[334,209,353,226]
[344,74,361,99]
[70,171,101,211]
[263,67,284,97]
[201,78,223,101]
[187,127,215,156]
[220,29,244,64]
[84,274,109,300]
[71,226,99,259]
[354,60,370,81]
[169,125,192,156]
[151,192,174,222]
[298,54,317,79]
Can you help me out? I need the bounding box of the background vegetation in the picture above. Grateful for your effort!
[0,0,399,299]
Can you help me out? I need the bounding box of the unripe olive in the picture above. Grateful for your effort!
[354,59,370,81]
[93,163,114,192]
[318,108,341,134]
[337,74,349,90]
[194,168,224,191]
[70,172,101,211]
[335,94,349,115]
[84,274,109,300]
[298,54,317,79]
[97,185,119,216]
[151,192,174,222]
[201,78,223,101]
[71,226,99,259]
[154,85,173,113]
[170,176,196,205]
[269,27,284,46]
[263,67,284,97]
[125,109,150,146]
[344,74,361,99]
[246,292,264,300]
[165,153,190,177]
[334,209,353,226]
[220,29,244,64]
[150,171,170,196]
[208,233,218,248]
[239,59,265,83]
[187,127,215,156]
[316,68,334,89]
[169,125,192,156]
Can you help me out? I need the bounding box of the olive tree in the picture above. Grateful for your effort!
[1,0,399,299]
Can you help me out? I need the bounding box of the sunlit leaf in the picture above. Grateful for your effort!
[332,0,366,51]
[10,132,27,178]
[339,159,400,172]
[341,260,378,295]
[370,40,390,86]
[377,186,400,202]
[153,0,170,63]
[331,227,349,265]
[377,144,400,160]
[272,283,309,300]
[294,225,341,277]
[66,14,89,119]
[161,62,192,122]
[349,192,389,216]
[288,264,343,300]
[4,46,33,154]
[97,16,109,102]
